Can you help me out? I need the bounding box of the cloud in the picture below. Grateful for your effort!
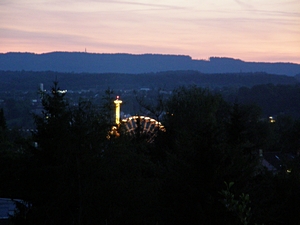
[34,0,185,13]
[0,27,88,43]
[234,0,255,10]
[107,0,183,10]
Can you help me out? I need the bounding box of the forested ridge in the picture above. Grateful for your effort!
[0,70,298,91]
[1,52,300,75]
[1,84,300,224]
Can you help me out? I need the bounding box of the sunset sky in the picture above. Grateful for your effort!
[1,0,299,63]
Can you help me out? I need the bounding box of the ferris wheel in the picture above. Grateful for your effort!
[121,116,166,143]
[110,96,166,143]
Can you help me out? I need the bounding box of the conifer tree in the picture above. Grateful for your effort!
[0,108,7,131]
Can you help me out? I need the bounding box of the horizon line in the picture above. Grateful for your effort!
[0,49,300,65]
[1,51,299,65]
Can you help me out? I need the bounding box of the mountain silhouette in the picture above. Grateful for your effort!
[0,52,299,76]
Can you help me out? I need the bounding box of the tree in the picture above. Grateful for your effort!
[10,84,300,225]
[0,108,7,145]
[0,107,31,203]
[158,86,266,224]
[0,108,7,130]
[21,82,113,224]
[135,88,166,121]
[226,102,267,156]
[219,182,253,225]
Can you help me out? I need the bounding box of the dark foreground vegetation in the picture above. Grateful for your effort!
[1,83,300,225]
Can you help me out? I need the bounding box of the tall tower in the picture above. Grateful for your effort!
[114,96,122,126]
[40,83,44,92]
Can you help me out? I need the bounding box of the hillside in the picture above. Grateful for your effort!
[1,52,300,76]
[0,70,298,92]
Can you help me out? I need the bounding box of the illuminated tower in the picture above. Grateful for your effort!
[114,96,122,126]
[107,95,165,141]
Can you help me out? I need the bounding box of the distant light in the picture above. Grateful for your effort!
[57,90,67,94]
[269,116,275,123]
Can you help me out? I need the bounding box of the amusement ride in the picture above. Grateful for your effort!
[109,96,166,143]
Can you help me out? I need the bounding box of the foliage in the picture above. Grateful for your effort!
[157,86,264,224]
[0,108,7,130]
[231,83,300,118]
[219,182,253,225]
[2,84,300,224]
[18,82,113,224]
[134,88,166,121]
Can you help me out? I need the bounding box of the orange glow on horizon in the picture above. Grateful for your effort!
[1,0,299,64]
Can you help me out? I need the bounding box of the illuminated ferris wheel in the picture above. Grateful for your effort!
[121,115,166,143]
[111,96,166,143]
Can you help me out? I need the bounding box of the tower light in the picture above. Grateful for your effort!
[114,96,122,126]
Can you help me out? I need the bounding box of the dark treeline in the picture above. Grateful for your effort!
[222,83,300,118]
[2,82,300,129]
[1,84,300,224]
[0,70,298,92]
[1,70,300,129]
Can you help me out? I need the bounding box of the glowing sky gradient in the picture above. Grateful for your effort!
[1,0,300,63]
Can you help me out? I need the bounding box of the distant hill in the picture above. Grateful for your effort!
[0,70,298,92]
[0,52,300,76]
